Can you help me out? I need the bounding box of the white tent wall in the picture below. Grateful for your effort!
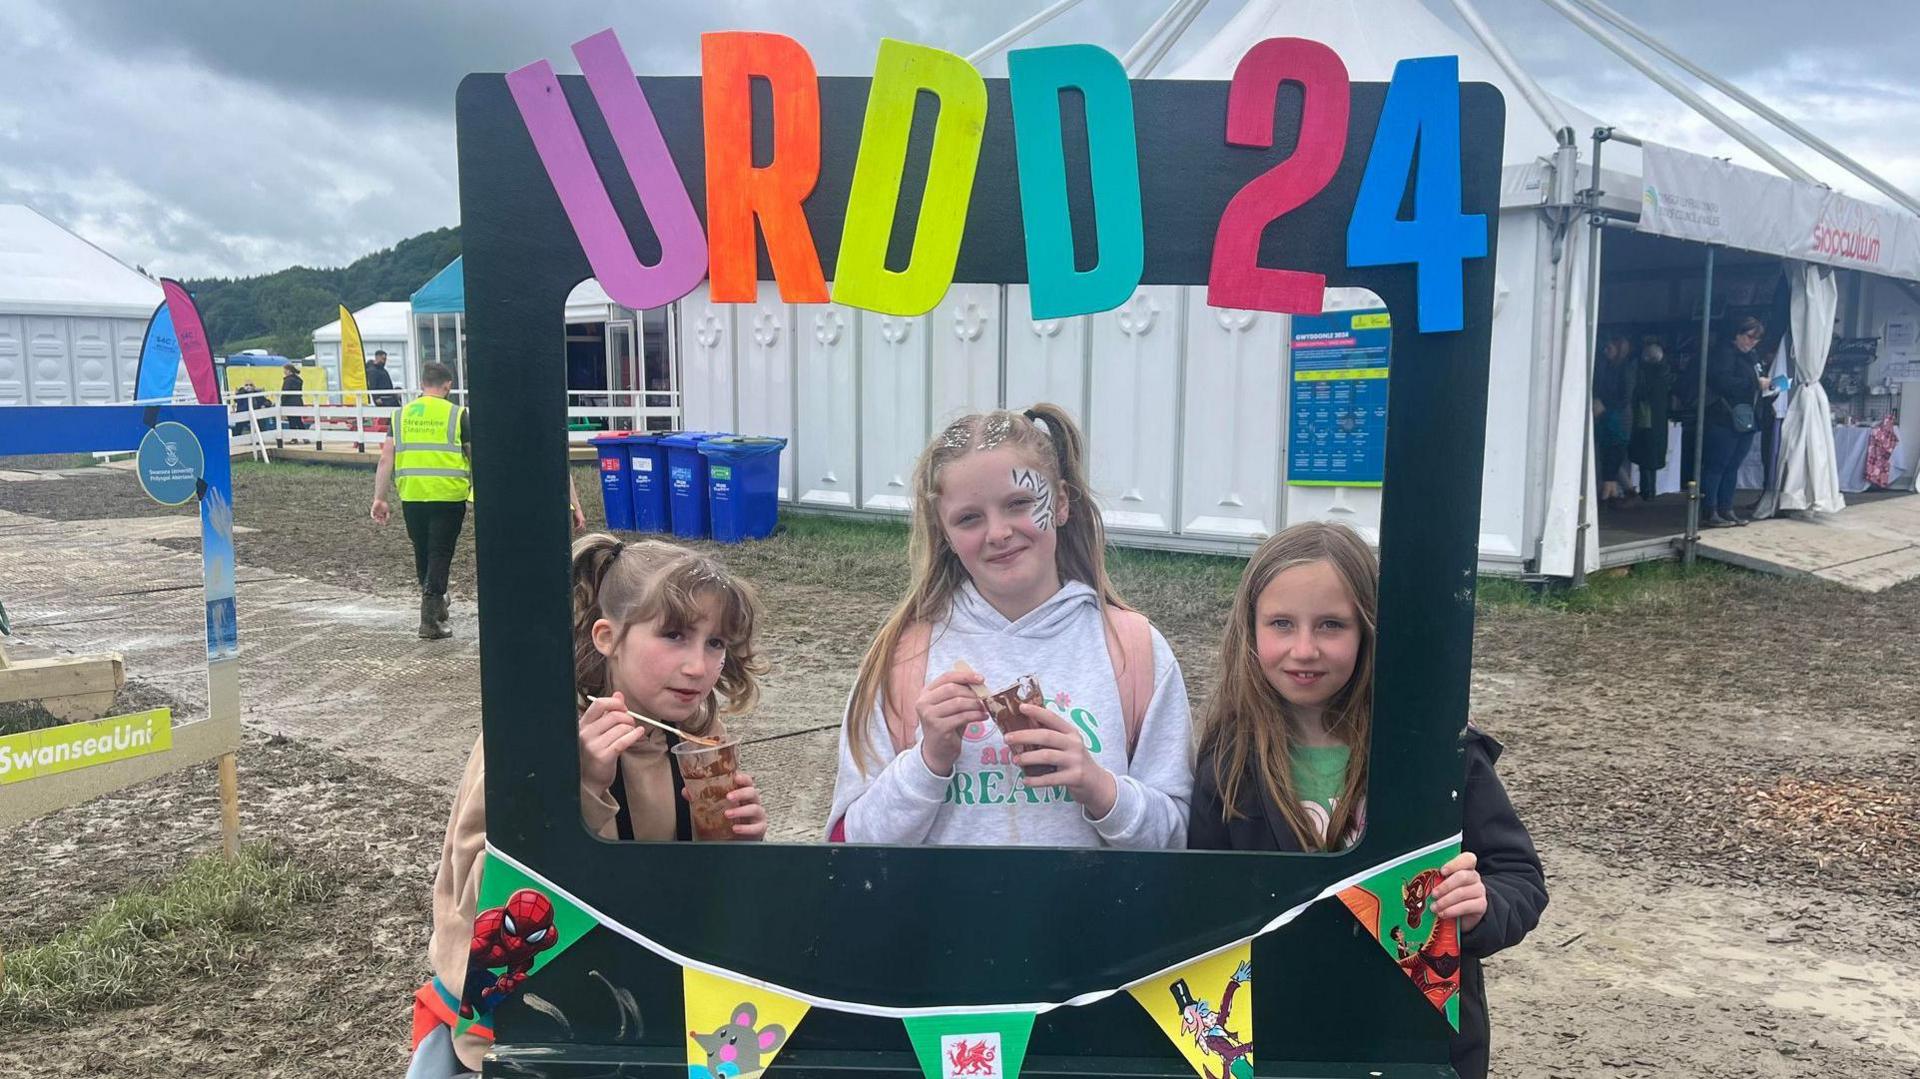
[678,289,738,429]
[0,204,166,407]
[1537,218,1603,578]
[1481,205,1561,572]
[857,308,932,513]
[795,302,861,509]
[0,313,155,406]
[737,283,798,502]
[1088,288,1180,534]
[674,269,1549,564]
[1184,296,1285,542]
[312,301,413,393]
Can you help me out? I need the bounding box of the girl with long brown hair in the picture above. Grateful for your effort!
[825,404,1193,848]
[1186,522,1547,1079]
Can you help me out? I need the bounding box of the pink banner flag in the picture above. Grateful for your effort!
[159,279,219,404]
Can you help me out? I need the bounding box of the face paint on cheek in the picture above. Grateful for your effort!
[1012,468,1055,531]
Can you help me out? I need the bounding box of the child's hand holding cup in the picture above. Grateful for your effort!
[672,738,761,840]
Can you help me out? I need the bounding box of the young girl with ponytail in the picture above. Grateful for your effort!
[412,535,769,1075]
[826,404,1194,849]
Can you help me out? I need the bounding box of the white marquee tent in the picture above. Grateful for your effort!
[667,0,1920,575]
[0,204,164,407]
[312,300,415,394]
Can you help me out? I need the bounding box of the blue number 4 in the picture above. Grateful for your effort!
[1347,56,1487,333]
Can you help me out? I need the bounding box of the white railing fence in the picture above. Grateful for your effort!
[95,388,682,463]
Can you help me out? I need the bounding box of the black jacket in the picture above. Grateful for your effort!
[366,362,401,408]
[1704,342,1761,431]
[1189,727,1548,1079]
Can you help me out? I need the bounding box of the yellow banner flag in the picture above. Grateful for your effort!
[338,304,367,404]
[683,966,810,1079]
[1127,944,1254,1079]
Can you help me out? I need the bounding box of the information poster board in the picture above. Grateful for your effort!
[1289,309,1392,487]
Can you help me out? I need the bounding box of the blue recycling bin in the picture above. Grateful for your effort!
[627,432,676,533]
[659,431,725,538]
[699,436,788,543]
[590,432,641,531]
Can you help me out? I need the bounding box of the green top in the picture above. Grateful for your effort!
[1291,743,1352,816]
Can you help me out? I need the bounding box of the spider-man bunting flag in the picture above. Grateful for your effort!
[409,852,597,1056]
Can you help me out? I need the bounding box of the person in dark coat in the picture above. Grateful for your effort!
[1628,340,1676,501]
[1592,333,1635,504]
[279,362,308,431]
[1191,726,1546,1079]
[1188,523,1547,1079]
[1700,316,1766,527]
[367,349,402,409]
[230,379,260,435]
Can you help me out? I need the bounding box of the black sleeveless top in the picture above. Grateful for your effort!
[610,734,693,842]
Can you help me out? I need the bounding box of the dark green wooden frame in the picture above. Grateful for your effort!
[457,66,1502,1076]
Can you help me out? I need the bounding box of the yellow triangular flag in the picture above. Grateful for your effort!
[338,304,367,405]
[1127,943,1255,1079]
[684,966,810,1079]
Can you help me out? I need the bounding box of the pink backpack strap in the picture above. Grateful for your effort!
[881,621,934,754]
[1103,606,1156,759]
[829,621,933,843]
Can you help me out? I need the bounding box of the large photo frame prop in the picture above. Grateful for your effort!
[459,28,1501,1078]
[0,405,241,843]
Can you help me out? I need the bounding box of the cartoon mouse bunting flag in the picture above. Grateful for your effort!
[684,966,812,1079]
[1127,943,1255,1079]
[902,1012,1036,1079]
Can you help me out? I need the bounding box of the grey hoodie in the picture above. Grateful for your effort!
[828,580,1193,849]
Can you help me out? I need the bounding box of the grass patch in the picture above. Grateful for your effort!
[0,843,332,1030]
[1475,559,1764,614]
[686,512,914,598]
[0,453,99,471]
[718,511,1248,642]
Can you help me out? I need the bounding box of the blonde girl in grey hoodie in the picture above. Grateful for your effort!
[826,404,1193,849]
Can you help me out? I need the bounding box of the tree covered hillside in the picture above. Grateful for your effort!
[184,227,460,358]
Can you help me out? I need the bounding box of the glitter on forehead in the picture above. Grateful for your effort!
[978,413,1014,449]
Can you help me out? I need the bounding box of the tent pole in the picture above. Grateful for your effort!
[1134,0,1212,77]
[1572,129,1608,588]
[1569,0,1920,216]
[1446,0,1578,158]
[1121,0,1194,73]
[1686,246,1717,565]
[965,0,1089,66]
[1534,0,1818,185]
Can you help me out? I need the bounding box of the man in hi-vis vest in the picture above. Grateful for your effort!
[371,361,469,639]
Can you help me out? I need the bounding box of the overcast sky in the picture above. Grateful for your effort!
[2,0,1913,279]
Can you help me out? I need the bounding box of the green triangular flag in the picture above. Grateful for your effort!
[1337,844,1463,1030]
[453,853,598,1035]
[903,1011,1036,1079]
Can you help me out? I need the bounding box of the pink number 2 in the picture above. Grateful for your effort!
[1206,38,1351,315]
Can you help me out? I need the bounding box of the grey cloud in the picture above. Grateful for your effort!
[4,0,1914,280]
[45,0,1204,115]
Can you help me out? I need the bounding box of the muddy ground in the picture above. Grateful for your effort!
[0,460,1915,1078]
